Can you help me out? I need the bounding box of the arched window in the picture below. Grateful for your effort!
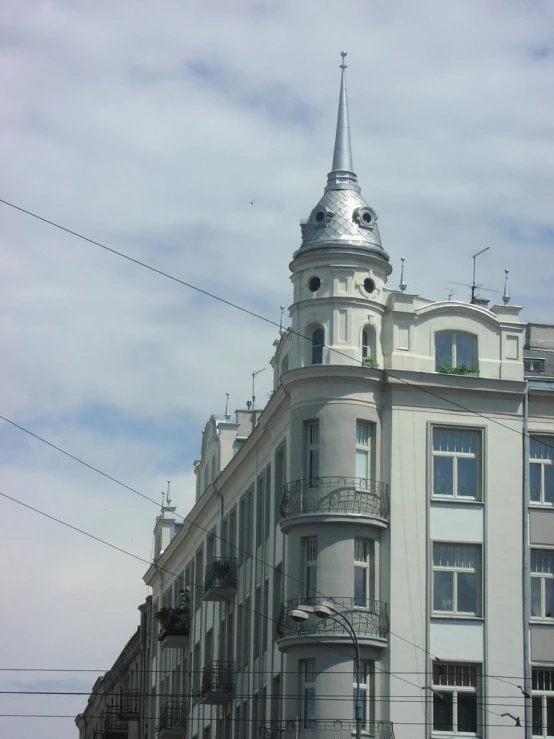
[281,354,289,376]
[362,329,369,359]
[435,332,478,373]
[312,327,324,365]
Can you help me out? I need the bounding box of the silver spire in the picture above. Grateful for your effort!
[502,269,510,304]
[332,52,353,172]
[224,392,231,421]
[279,305,285,335]
[399,257,407,292]
[326,51,360,193]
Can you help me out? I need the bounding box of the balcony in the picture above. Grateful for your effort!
[157,700,188,738]
[277,597,389,650]
[104,705,127,739]
[202,558,238,602]
[262,719,395,739]
[119,689,140,720]
[94,732,105,739]
[198,661,235,704]
[280,477,389,531]
[156,606,190,649]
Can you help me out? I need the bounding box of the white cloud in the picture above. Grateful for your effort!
[1,1,553,736]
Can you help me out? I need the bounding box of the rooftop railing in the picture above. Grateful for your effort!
[280,477,389,521]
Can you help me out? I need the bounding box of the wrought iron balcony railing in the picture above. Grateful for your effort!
[280,477,389,521]
[199,660,235,703]
[277,597,389,642]
[104,705,127,738]
[261,719,395,739]
[156,606,190,648]
[203,558,238,601]
[119,688,140,719]
[158,699,188,734]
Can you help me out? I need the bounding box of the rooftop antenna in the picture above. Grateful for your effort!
[442,287,456,301]
[224,392,231,421]
[166,480,171,506]
[502,269,510,304]
[251,368,266,411]
[279,305,285,335]
[399,257,407,293]
[470,246,489,303]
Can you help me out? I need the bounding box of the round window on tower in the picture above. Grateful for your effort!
[315,211,325,223]
[311,204,330,228]
[309,276,321,293]
[364,277,375,294]
[353,206,377,230]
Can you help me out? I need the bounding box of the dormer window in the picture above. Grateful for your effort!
[312,327,324,365]
[435,332,478,375]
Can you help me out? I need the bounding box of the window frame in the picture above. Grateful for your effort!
[432,427,482,502]
[530,437,554,507]
[532,667,554,738]
[354,539,372,608]
[306,420,320,485]
[435,331,478,373]
[299,659,316,727]
[353,661,374,728]
[432,543,481,617]
[531,549,554,621]
[303,536,318,604]
[432,661,480,735]
[311,326,324,365]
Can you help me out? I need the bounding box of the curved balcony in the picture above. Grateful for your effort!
[277,597,388,651]
[280,477,389,532]
[262,719,395,739]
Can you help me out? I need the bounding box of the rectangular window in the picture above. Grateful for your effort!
[304,537,318,604]
[193,641,201,693]
[436,332,477,372]
[275,442,286,525]
[265,464,272,539]
[273,565,283,641]
[299,659,316,726]
[243,596,250,667]
[262,578,269,650]
[271,675,281,723]
[531,550,554,620]
[354,539,371,607]
[256,473,265,549]
[195,546,204,610]
[353,661,373,727]
[246,486,253,556]
[531,438,554,505]
[356,421,371,481]
[532,667,554,738]
[228,506,237,561]
[306,421,320,485]
[433,662,479,734]
[433,428,481,499]
[433,543,480,616]
[254,585,261,659]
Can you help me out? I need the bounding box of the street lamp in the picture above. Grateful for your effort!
[289,602,363,739]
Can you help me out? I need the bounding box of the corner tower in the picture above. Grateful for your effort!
[288,52,392,370]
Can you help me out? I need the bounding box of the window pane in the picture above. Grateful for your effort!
[312,329,324,365]
[546,579,554,618]
[436,333,453,370]
[532,696,543,735]
[434,457,454,495]
[309,450,319,481]
[433,691,453,731]
[456,333,475,368]
[457,572,477,614]
[356,450,368,479]
[357,422,370,446]
[545,465,554,504]
[531,578,542,617]
[458,693,477,732]
[531,463,542,502]
[434,572,454,611]
[547,696,554,736]
[354,566,367,607]
[457,457,477,497]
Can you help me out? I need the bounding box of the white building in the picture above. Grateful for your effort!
[140,56,554,739]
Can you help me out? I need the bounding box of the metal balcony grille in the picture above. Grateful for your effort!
[277,597,389,640]
[104,705,127,735]
[158,700,188,731]
[203,558,238,593]
[261,719,395,739]
[119,688,140,718]
[281,477,389,520]
[156,606,190,641]
[201,660,235,697]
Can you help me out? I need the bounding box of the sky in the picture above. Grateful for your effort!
[0,1,553,737]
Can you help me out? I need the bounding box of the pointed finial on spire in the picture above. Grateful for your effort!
[502,269,510,304]
[279,305,285,335]
[224,392,231,421]
[326,52,359,193]
[160,490,165,512]
[399,257,407,293]
[166,481,171,506]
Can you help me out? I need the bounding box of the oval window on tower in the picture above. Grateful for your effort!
[309,276,321,293]
[364,278,375,294]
